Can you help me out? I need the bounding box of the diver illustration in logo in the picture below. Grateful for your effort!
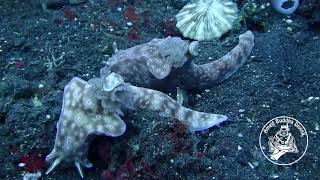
[268,123,299,160]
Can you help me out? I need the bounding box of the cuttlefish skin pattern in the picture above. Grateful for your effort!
[45,77,127,178]
[46,73,227,177]
[101,31,254,90]
[46,31,254,178]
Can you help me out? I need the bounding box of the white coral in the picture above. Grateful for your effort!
[175,0,238,41]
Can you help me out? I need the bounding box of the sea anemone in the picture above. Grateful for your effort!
[175,0,238,41]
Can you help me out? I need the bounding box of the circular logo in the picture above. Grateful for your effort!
[259,116,308,165]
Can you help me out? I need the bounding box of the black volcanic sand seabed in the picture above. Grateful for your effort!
[0,0,319,179]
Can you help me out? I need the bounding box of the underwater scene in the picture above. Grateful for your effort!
[0,0,319,179]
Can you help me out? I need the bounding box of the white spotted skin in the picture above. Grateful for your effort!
[46,77,126,178]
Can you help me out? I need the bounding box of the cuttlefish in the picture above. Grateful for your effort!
[45,31,254,177]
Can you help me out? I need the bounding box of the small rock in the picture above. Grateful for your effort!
[18,163,26,167]
[22,172,41,180]
[45,114,51,120]
[170,159,174,163]
[315,122,319,131]
[270,174,279,179]
[38,84,44,89]
[285,19,293,24]
[14,37,25,47]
